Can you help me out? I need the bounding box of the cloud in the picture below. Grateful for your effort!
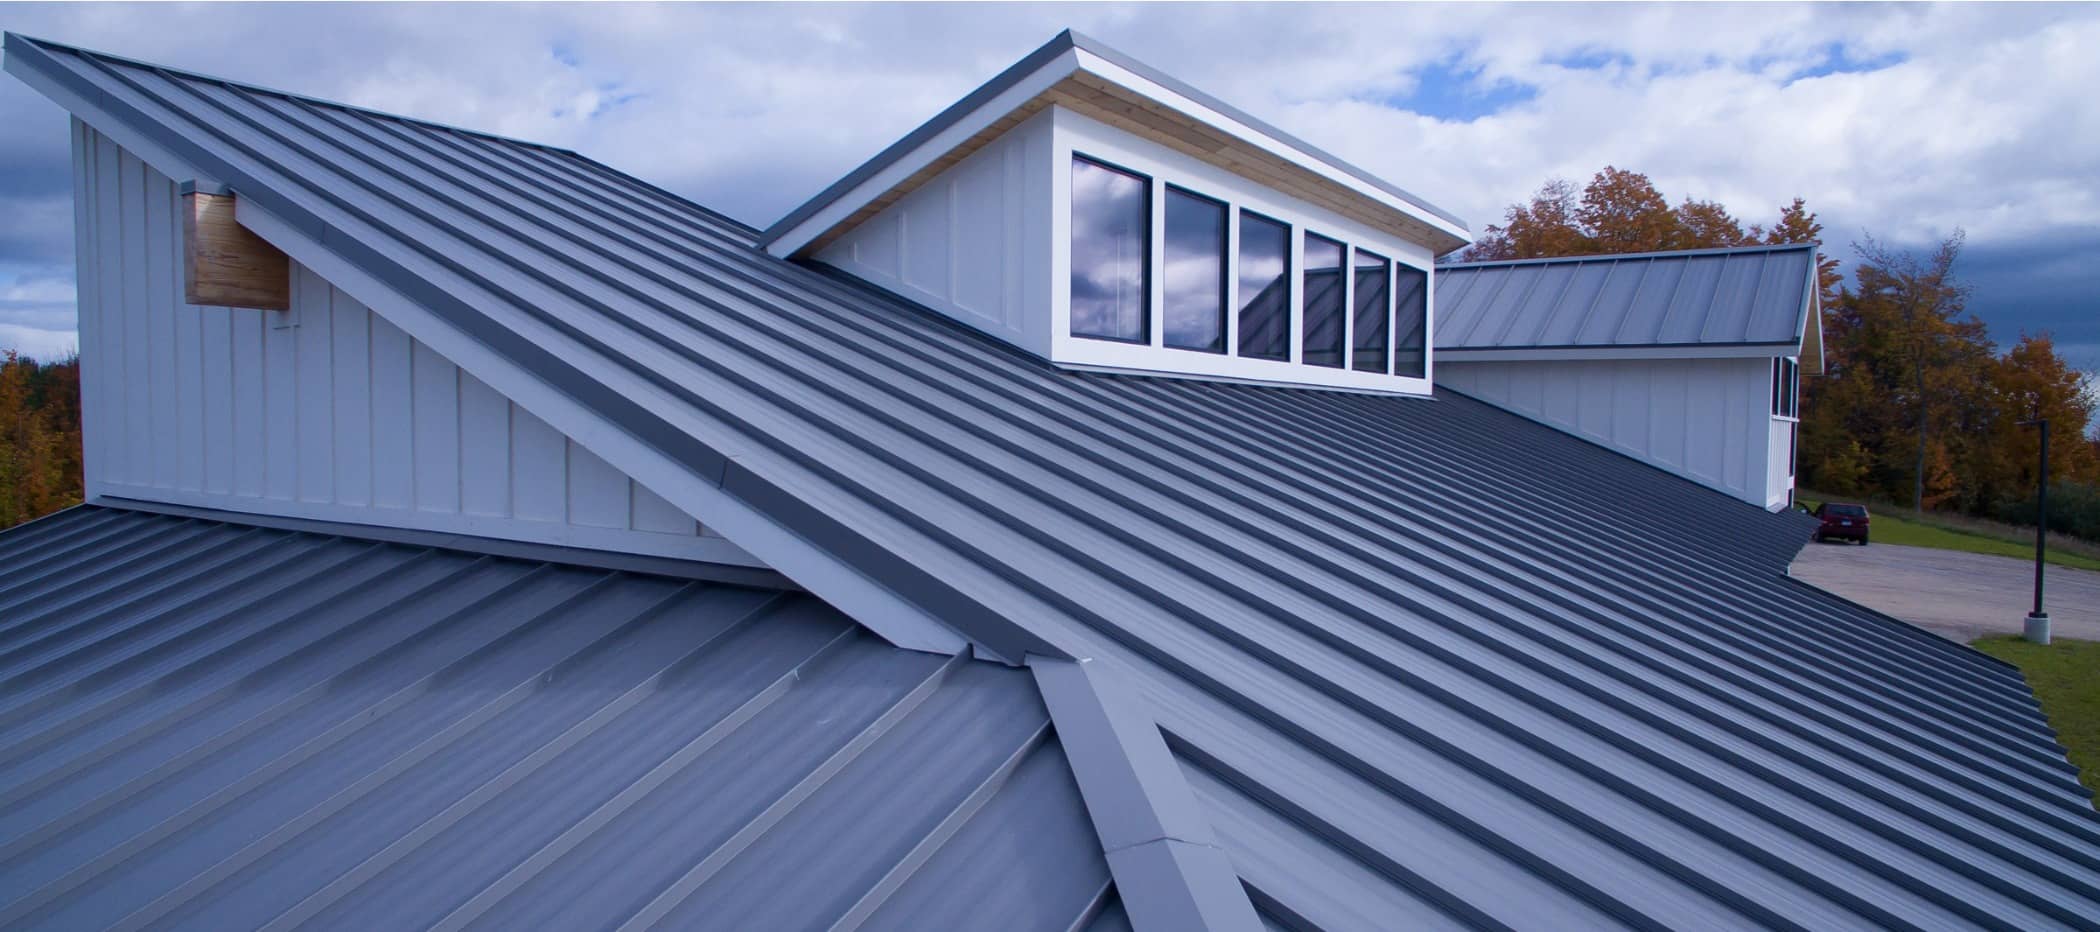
[0,2,2093,365]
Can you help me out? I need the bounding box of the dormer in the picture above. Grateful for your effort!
[760,31,1472,396]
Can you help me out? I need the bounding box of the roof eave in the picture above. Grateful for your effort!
[758,30,1471,258]
[1434,342,1806,363]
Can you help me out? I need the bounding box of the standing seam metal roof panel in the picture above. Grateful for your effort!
[1438,244,1820,351]
[0,505,1113,931]
[10,34,2099,930]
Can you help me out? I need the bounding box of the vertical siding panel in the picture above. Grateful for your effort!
[71,121,107,492]
[458,370,510,517]
[565,441,629,529]
[201,305,234,494]
[97,132,130,488]
[630,481,696,536]
[295,265,334,502]
[146,166,184,491]
[369,313,415,509]
[118,148,152,486]
[159,174,206,491]
[411,340,461,514]
[231,310,267,497]
[509,404,565,523]
[330,287,372,506]
[264,271,301,500]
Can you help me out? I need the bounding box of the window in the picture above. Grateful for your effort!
[1301,233,1346,368]
[1163,187,1226,352]
[1061,153,1433,389]
[1070,156,1150,343]
[1236,211,1290,361]
[1352,249,1390,373]
[1393,263,1428,378]
[1772,357,1799,418]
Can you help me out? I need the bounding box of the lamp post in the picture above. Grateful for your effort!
[2018,416,2050,644]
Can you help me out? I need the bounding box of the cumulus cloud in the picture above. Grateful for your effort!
[0,2,2092,361]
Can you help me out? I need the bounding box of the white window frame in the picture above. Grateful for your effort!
[1049,106,1434,396]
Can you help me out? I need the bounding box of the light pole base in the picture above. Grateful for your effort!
[2024,612,2052,645]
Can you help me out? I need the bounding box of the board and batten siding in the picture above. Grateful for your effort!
[1437,356,1794,510]
[816,110,1054,356]
[69,119,761,566]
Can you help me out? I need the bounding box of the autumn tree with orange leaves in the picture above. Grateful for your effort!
[0,351,84,529]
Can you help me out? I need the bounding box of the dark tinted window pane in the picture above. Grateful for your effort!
[1772,359,1783,415]
[1236,211,1290,360]
[1352,248,1390,373]
[1393,263,1428,378]
[1070,157,1149,342]
[1301,233,1346,368]
[1163,187,1226,352]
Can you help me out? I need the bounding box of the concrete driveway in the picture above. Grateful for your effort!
[1790,540,2100,642]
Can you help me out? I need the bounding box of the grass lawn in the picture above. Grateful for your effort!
[1973,636,2100,801]
[1798,491,2100,573]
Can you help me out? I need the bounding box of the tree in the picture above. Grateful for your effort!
[1458,166,1817,262]
[1850,232,1979,513]
[0,351,84,530]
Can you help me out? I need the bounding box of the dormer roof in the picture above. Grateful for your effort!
[1437,242,1826,369]
[759,30,1472,259]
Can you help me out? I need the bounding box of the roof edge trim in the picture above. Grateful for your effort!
[1030,655,1262,932]
[1440,241,1818,270]
[93,495,798,589]
[5,32,579,156]
[1436,342,1801,362]
[758,29,1469,256]
[756,31,1083,253]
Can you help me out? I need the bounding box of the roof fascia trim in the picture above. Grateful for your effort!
[1030,655,1261,932]
[1435,342,1799,362]
[4,34,218,188]
[7,32,576,156]
[758,29,1472,256]
[91,496,799,589]
[758,36,1084,256]
[231,197,981,659]
[1440,241,1818,270]
[1066,37,1470,240]
[1798,258,1826,374]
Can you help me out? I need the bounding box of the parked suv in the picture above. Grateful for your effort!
[1813,502,1870,545]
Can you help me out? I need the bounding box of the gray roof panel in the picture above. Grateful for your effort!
[11,34,2100,930]
[1439,243,1821,352]
[0,505,1113,931]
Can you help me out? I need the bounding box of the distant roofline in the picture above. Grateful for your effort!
[4,32,581,157]
[1440,240,1818,270]
[756,29,1470,249]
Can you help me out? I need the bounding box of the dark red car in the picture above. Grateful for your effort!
[1812,502,1870,545]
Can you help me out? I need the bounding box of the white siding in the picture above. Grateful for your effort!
[70,124,764,567]
[1438,356,1792,509]
[817,110,1055,355]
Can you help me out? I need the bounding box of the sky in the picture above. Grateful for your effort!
[0,2,2094,382]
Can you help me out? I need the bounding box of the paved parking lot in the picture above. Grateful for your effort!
[1790,540,2100,642]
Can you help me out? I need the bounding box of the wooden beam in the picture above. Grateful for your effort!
[182,187,289,310]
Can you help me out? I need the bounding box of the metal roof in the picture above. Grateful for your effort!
[11,34,2100,930]
[755,29,1470,253]
[1436,243,1820,353]
[0,504,1116,931]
